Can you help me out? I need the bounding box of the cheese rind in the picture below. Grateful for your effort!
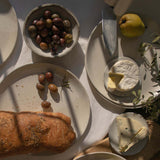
[116,116,148,153]
[107,59,139,92]
[107,72,124,92]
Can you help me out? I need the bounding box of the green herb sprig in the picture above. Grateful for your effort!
[61,74,70,89]
[133,35,160,123]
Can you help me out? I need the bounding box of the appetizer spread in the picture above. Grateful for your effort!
[116,116,148,153]
[107,59,140,93]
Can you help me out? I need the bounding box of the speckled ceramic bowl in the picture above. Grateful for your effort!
[23,3,80,58]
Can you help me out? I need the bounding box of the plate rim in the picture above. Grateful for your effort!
[74,151,126,160]
[0,0,18,64]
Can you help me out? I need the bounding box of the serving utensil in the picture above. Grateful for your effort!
[102,4,117,56]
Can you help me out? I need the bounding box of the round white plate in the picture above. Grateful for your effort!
[0,0,18,64]
[108,112,149,156]
[74,152,126,160]
[0,63,90,139]
[85,17,160,108]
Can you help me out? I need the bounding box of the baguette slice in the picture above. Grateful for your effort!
[0,111,76,157]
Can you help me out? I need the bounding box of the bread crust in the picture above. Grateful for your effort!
[0,111,76,157]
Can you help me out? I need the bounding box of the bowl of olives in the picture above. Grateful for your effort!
[23,3,80,58]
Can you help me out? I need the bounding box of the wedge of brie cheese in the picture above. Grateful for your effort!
[107,72,124,92]
[116,116,148,153]
[107,59,139,92]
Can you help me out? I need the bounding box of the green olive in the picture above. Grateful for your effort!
[64,33,73,44]
[46,18,52,28]
[51,13,60,19]
[28,25,37,38]
[63,19,71,28]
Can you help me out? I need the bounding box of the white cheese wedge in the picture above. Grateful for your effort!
[107,72,124,92]
[116,116,148,153]
[108,59,139,92]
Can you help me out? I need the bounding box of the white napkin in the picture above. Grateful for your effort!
[104,0,133,16]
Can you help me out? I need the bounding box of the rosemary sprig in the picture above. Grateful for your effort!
[132,90,144,105]
[139,35,160,83]
[61,74,70,89]
[133,35,160,123]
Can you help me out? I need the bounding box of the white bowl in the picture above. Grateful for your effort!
[23,3,80,58]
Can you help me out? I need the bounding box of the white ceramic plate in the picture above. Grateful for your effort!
[74,152,126,160]
[85,17,160,108]
[0,0,18,64]
[0,63,90,139]
[108,112,149,156]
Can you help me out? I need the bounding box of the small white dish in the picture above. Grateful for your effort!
[109,112,149,156]
[74,152,126,160]
[23,3,80,58]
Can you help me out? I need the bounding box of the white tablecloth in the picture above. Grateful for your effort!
[0,0,125,159]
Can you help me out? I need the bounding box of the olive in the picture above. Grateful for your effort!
[52,25,60,34]
[36,83,45,90]
[45,71,53,82]
[45,18,52,28]
[63,19,71,28]
[36,35,42,44]
[44,10,52,19]
[48,30,53,37]
[48,84,58,92]
[28,25,37,38]
[40,42,48,50]
[52,34,60,43]
[38,73,45,84]
[60,38,65,46]
[64,33,73,44]
[52,17,64,27]
[40,17,45,21]
[41,100,51,108]
[45,36,51,44]
[36,20,45,30]
[32,19,38,25]
[40,28,48,38]
[30,32,37,38]
[61,31,67,38]
[50,46,58,54]
[51,13,60,19]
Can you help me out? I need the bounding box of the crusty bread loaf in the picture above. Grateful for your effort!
[0,111,76,157]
